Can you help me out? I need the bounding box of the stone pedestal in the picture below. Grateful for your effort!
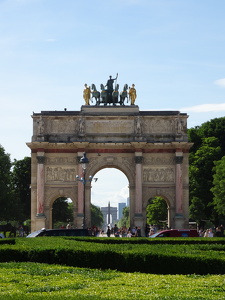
[35,214,46,230]
[76,213,84,229]
[133,213,144,236]
[174,214,186,229]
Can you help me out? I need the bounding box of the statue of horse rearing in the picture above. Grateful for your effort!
[91,84,100,105]
[120,84,128,105]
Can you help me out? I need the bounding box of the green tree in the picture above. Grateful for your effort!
[0,145,13,222]
[189,117,225,156]
[52,198,73,228]
[189,196,207,226]
[146,197,167,226]
[189,137,222,223]
[118,206,130,228]
[91,204,103,228]
[11,157,31,221]
[211,156,225,216]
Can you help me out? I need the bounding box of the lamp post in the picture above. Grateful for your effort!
[76,152,97,229]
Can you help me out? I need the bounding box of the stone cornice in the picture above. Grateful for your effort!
[27,141,193,153]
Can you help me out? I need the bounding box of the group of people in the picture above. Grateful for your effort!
[106,224,142,238]
[83,75,137,106]
[199,225,224,237]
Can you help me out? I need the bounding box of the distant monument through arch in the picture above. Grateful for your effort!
[27,78,192,233]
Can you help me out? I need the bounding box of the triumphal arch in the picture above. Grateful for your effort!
[27,80,192,233]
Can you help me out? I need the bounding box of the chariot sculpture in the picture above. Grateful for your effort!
[83,74,137,106]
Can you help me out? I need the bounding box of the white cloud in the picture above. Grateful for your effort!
[45,38,57,42]
[181,103,225,113]
[214,78,225,88]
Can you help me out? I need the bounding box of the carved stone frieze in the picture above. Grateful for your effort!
[143,167,175,182]
[46,167,76,182]
[144,156,175,165]
[45,157,77,165]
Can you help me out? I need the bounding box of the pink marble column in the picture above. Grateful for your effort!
[175,152,183,214]
[36,153,45,215]
[135,154,143,214]
[77,163,84,215]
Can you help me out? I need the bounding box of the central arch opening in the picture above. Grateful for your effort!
[91,168,129,232]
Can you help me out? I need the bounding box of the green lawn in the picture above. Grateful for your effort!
[0,262,224,300]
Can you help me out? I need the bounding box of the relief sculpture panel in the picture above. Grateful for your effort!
[46,167,76,182]
[143,167,175,183]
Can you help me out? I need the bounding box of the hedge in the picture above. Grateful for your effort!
[0,237,225,275]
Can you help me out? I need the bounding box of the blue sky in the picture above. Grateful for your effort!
[1,0,225,207]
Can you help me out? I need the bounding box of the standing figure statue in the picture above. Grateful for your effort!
[83,84,91,105]
[37,116,44,135]
[129,84,137,105]
[105,73,118,102]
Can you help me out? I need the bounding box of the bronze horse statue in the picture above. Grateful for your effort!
[100,83,120,105]
[91,84,100,105]
[112,84,119,105]
[120,84,128,105]
[100,84,108,105]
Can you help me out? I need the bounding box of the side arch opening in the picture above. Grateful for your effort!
[51,197,74,229]
[145,196,169,237]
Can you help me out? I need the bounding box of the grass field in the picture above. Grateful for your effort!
[0,262,225,299]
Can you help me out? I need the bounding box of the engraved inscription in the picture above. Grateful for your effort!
[146,119,174,133]
[86,120,134,134]
[45,118,77,134]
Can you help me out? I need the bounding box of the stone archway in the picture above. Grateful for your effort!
[84,163,133,230]
[27,105,192,233]
[145,195,171,231]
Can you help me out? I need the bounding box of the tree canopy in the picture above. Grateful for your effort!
[146,197,167,226]
[11,157,31,221]
[211,156,225,216]
[52,197,73,228]
[118,206,129,228]
[0,145,12,221]
[91,204,103,228]
[188,117,225,225]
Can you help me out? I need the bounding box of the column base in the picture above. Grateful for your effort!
[133,213,144,237]
[35,214,46,230]
[76,213,84,229]
[174,214,188,229]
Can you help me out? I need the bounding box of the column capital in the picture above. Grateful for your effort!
[175,156,183,164]
[135,156,143,164]
[37,156,45,164]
